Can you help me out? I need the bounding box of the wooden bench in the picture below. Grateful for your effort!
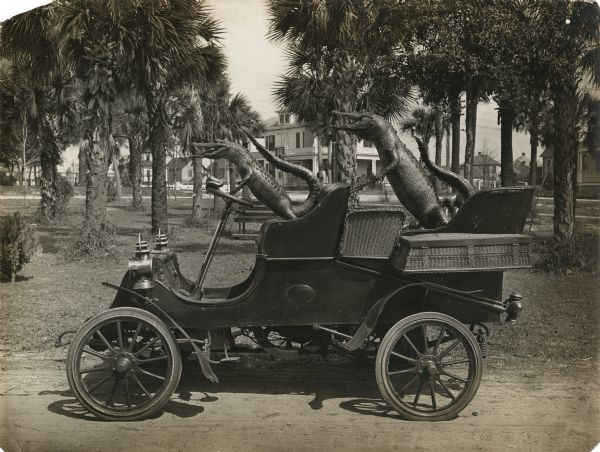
[232,205,274,240]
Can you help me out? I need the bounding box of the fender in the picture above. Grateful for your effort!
[102,282,219,383]
[342,281,506,351]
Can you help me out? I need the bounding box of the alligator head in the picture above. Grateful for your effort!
[331,111,388,141]
[192,141,237,160]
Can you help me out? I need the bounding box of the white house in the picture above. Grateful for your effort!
[256,111,381,188]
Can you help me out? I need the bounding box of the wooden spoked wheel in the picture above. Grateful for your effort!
[66,307,182,421]
[376,312,483,421]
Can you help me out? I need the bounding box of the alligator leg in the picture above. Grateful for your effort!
[373,157,401,181]
[231,173,252,195]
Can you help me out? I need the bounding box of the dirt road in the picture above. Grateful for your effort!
[0,351,598,452]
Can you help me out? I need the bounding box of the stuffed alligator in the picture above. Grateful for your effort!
[193,139,321,220]
[413,135,475,206]
[333,110,477,229]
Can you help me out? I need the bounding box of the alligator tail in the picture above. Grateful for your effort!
[245,132,321,217]
[415,136,475,201]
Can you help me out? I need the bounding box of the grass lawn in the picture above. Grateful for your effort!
[0,195,598,371]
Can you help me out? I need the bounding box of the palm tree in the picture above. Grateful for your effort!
[117,91,147,210]
[172,86,205,220]
[52,0,225,232]
[399,105,436,153]
[52,1,127,226]
[119,0,225,233]
[1,4,79,220]
[541,1,600,239]
[268,0,412,185]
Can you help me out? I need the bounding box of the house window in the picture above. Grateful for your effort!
[279,113,291,125]
[296,132,301,149]
[363,140,373,148]
[265,135,275,151]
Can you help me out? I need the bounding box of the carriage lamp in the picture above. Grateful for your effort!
[154,229,169,251]
[128,234,153,289]
[504,292,523,323]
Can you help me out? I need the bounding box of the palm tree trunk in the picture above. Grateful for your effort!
[78,143,88,187]
[445,125,451,169]
[327,140,333,183]
[529,130,539,186]
[498,103,515,187]
[84,128,111,226]
[335,130,356,184]
[434,106,443,167]
[39,123,60,220]
[552,79,579,240]
[191,147,203,219]
[450,93,461,174]
[464,86,478,183]
[111,150,122,201]
[588,100,600,154]
[147,92,169,233]
[128,135,143,210]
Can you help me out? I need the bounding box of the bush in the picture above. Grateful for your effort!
[61,219,121,263]
[107,180,117,202]
[55,175,75,212]
[0,173,17,186]
[533,229,600,273]
[0,213,37,282]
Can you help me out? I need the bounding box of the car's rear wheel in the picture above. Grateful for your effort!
[376,312,482,421]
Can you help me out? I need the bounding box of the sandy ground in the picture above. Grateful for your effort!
[0,351,598,452]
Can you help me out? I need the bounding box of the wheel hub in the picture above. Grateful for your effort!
[417,355,440,382]
[113,354,134,375]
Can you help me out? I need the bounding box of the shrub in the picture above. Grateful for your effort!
[61,219,121,263]
[0,173,17,186]
[0,213,37,282]
[55,175,75,213]
[107,180,117,202]
[533,229,600,273]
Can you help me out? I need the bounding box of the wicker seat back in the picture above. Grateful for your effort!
[339,207,406,257]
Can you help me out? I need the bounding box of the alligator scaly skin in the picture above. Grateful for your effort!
[414,136,475,202]
[193,141,317,220]
[245,132,321,218]
[333,111,447,228]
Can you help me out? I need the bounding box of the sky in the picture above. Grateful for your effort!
[2,0,545,169]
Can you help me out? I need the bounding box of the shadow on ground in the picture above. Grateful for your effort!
[44,355,404,422]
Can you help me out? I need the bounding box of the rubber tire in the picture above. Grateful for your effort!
[375,312,483,421]
[66,307,182,421]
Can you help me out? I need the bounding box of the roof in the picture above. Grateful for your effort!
[540,146,553,159]
[473,153,500,166]
[166,157,192,171]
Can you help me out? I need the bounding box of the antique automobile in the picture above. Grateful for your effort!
[64,176,534,422]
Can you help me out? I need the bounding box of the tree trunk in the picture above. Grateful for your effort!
[529,130,539,186]
[148,93,169,234]
[128,135,143,210]
[78,143,88,186]
[334,130,356,185]
[464,86,478,183]
[552,79,579,240]
[445,125,451,169]
[111,149,122,201]
[39,123,60,220]
[498,103,515,187]
[84,127,111,226]
[191,146,203,220]
[588,100,600,154]
[450,93,461,174]
[327,140,333,183]
[434,106,443,167]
